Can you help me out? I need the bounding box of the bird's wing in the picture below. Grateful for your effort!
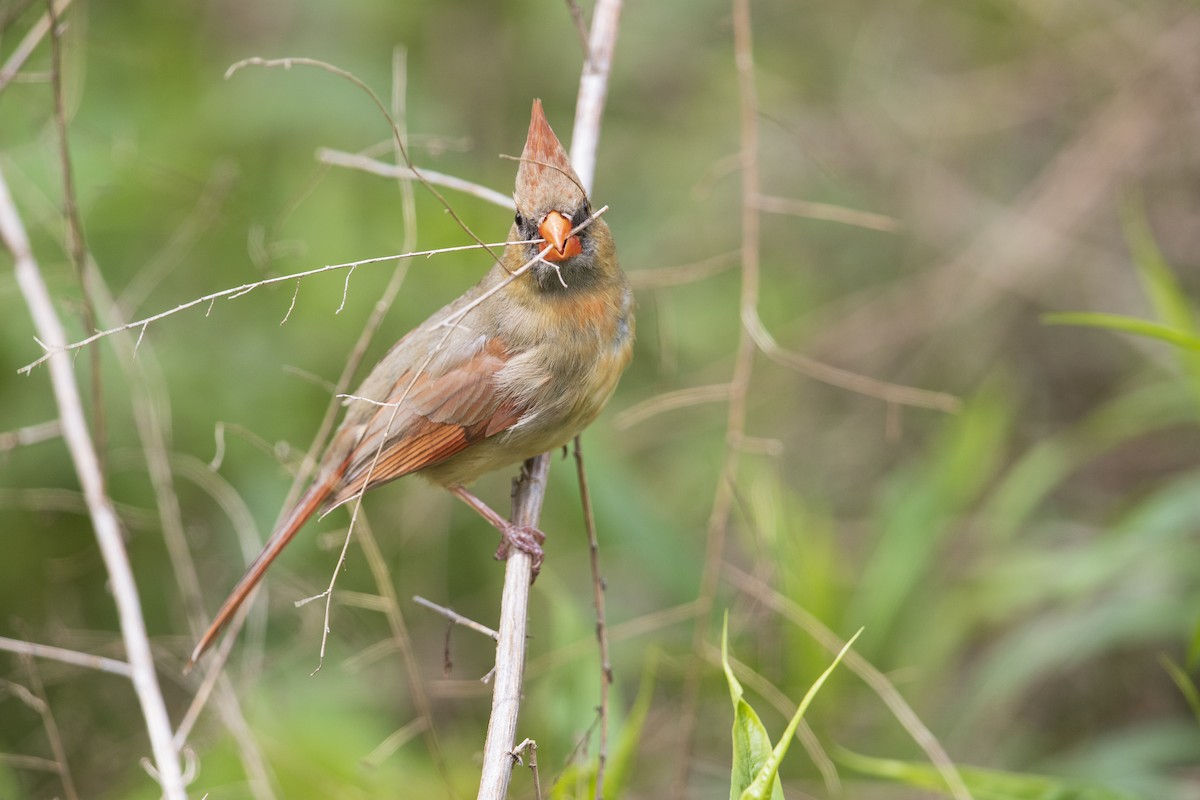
[329,336,524,504]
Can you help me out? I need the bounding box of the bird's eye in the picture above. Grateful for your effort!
[514,212,524,227]
[571,203,592,229]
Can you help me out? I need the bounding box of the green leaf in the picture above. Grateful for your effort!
[723,614,862,800]
[739,629,861,800]
[1041,313,1200,351]
[839,749,1145,800]
[723,614,785,800]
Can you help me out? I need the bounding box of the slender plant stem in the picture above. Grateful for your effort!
[0,168,186,799]
[574,437,612,799]
[671,0,760,792]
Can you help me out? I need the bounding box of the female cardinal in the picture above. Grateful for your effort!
[190,100,634,666]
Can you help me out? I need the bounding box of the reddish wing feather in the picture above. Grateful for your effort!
[331,340,524,504]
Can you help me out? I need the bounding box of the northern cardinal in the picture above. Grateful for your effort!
[189,100,634,666]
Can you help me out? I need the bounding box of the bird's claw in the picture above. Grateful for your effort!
[495,524,546,577]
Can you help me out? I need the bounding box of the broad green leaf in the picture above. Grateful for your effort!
[723,615,785,800]
[1041,313,1200,351]
[839,749,1145,800]
[723,614,862,800]
[738,629,861,800]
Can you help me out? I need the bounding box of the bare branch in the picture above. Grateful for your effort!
[17,239,519,374]
[0,0,72,93]
[569,0,623,193]
[318,148,516,210]
[615,384,733,430]
[741,307,962,413]
[0,636,131,677]
[752,194,902,232]
[414,596,500,640]
[0,420,61,452]
[0,166,186,798]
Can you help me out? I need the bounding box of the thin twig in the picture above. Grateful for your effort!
[563,0,591,59]
[48,0,106,476]
[511,738,543,799]
[0,166,186,798]
[741,308,961,413]
[17,239,518,374]
[526,601,700,677]
[625,251,739,290]
[414,596,500,640]
[752,194,901,233]
[0,636,131,677]
[573,437,611,799]
[355,514,454,784]
[0,0,72,94]
[318,149,515,210]
[90,285,278,800]
[363,718,428,768]
[670,0,761,792]
[0,420,61,451]
[569,0,623,190]
[615,383,732,430]
[17,654,79,800]
[225,56,506,270]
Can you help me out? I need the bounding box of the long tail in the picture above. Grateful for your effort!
[188,479,333,669]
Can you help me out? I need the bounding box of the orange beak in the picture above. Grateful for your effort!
[538,210,583,262]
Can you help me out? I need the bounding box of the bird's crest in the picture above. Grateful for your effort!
[514,99,587,215]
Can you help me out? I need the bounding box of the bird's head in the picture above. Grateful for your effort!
[510,99,612,292]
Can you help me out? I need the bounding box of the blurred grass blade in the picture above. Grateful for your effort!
[723,614,785,800]
[546,653,659,799]
[1158,655,1200,726]
[1041,313,1200,352]
[838,749,1145,800]
[600,650,659,796]
[849,384,1012,653]
[1190,618,1200,673]
[1124,202,1200,410]
[1122,202,1199,339]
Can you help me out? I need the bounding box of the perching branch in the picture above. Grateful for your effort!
[477,2,624,798]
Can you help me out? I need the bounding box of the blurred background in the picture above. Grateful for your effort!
[1,0,1198,798]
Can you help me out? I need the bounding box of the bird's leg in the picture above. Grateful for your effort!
[448,485,545,574]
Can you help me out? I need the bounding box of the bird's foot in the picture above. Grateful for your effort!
[494,524,546,576]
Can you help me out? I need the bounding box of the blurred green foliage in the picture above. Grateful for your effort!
[2,0,1199,798]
